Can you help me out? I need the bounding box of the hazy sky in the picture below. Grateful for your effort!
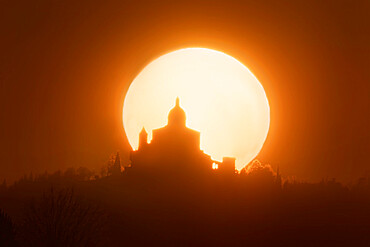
[0,0,369,183]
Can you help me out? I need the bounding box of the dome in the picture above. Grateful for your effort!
[168,97,186,127]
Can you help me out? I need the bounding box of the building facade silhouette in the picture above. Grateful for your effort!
[130,98,235,177]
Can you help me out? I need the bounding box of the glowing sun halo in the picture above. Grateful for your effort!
[123,48,270,170]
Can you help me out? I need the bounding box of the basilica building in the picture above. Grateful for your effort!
[130,98,236,177]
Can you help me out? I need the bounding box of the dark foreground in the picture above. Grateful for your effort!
[1,169,369,247]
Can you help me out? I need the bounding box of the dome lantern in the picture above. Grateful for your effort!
[168,97,186,127]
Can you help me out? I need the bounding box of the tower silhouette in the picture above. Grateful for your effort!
[138,128,148,150]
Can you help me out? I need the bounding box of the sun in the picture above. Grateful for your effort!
[123,48,270,170]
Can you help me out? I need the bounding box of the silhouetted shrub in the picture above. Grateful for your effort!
[19,188,106,247]
[0,209,17,246]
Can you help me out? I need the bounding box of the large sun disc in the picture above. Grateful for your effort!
[123,48,270,170]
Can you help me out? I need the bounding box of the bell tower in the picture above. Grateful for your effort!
[138,127,148,150]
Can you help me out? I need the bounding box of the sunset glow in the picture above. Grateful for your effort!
[123,48,270,170]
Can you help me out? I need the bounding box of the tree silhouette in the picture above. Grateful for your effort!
[19,188,106,247]
[0,209,17,247]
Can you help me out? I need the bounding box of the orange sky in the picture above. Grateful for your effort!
[0,0,369,183]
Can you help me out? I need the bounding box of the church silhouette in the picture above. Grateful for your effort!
[130,98,236,178]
